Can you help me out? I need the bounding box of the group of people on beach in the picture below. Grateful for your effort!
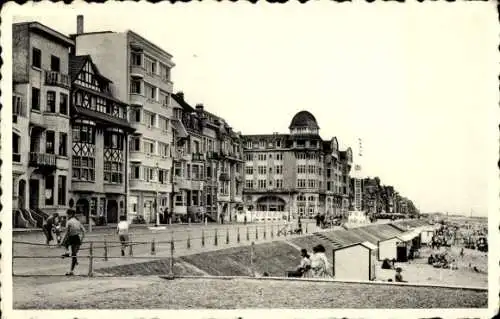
[288,244,331,278]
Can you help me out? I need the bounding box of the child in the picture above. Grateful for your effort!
[117,216,130,256]
[53,219,63,245]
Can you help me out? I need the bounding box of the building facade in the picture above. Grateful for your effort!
[68,55,134,224]
[71,17,177,224]
[170,93,244,222]
[12,22,74,226]
[242,111,353,219]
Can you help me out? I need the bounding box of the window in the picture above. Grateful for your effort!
[46,91,56,112]
[145,111,155,126]
[327,182,332,191]
[258,154,266,161]
[32,48,41,68]
[159,143,169,157]
[257,166,266,175]
[318,167,322,176]
[308,179,316,188]
[57,176,66,205]
[131,165,141,179]
[158,169,168,184]
[130,136,141,152]
[159,116,169,131]
[258,179,267,189]
[275,153,283,160]
[144,167,155,182]
[13,133,20,162]
[104,132,123,150]
[130,79,142,94]
[160,91,169,107]
[245,179,253,188]
[131,52,142,66]
[59,93,68,115]
[132,108,141,122]
[220,182,228,195]
[275,179,283,189]
[59,133,67,156]
[174,162,182,177]
[175,193,183,206]
[297,179,306,188]
[276,165,283,174]
[308,165,315,174]
[259,140,265,148]
[160,63,170,81]
[296,153,306,160]
[104,161,123,184]
[327,168,332,178]
[72,125,95,144]
[276,140,282,148]
[50,55,60,72]
[245,166,253,175]
[144,55,157,74]
[145,83,156,100]
[31,87,40,111]
[297,165,306,174]
[72,156,95,181]
[45,175,54,205]
[206,166,212,179]
[245,153,253,161]
[46,131,55,154]
[143,140,155,155]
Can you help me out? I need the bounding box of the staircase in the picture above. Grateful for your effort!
[28,208,48,228]
[313,232,343,249]
[13,209,30,228]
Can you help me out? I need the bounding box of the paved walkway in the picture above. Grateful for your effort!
[13,221,329,276]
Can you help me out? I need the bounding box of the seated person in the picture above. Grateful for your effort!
[428,254,435,265]
[395,268,407,282]
[382,258,393,269]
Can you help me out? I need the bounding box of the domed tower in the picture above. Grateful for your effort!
[289,111,320,136]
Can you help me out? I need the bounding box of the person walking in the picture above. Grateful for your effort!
[117,216,130,256]
[42,213,59,245]
[61,210,86,276]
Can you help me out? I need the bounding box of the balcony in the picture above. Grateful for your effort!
[45,70,70,88]
[129,93,147,106]
[29,152,56,170]
[130,65,146,78]
[219,173,230,181]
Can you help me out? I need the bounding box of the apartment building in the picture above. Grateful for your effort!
[68,54,134,224]
[12,22,74,226]
[242,111,353,219]
[170,93,244,222]
[71,16,176,224]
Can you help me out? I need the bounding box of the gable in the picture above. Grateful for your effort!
[74,59,103,92]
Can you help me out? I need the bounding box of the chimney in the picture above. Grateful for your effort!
[176,92,184,101]
[77,15,84,35]
[195,103,204,112]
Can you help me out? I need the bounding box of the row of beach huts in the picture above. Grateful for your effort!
[310,219,441,281]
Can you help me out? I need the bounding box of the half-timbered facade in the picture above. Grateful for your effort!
[69,55,134,225]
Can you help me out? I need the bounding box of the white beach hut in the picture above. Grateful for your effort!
[333,241,378,281]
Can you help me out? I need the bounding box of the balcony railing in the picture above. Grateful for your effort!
[29,152,56,168]
[45,70,70,88]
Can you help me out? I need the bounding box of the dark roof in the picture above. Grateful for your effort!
[72,106,134,132]
[243,134,290,140]
[69,55,113,83]
[171,93,195,113]
[289,110,319,129]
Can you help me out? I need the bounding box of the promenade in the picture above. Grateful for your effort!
[13,220,323,276]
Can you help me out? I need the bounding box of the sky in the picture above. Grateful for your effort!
[4,1,498,217]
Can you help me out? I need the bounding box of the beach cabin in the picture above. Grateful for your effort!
[419,225,436,245]
[333,241,378,281]
[378,230,420,262]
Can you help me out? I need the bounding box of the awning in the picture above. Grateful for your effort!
[172,119,188,138]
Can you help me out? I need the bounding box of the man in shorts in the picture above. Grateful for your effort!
[61,210,86,276]
[117,216,130,256]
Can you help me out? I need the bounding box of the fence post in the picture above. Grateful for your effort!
[151,238,156,255]
[237,227,241,243]
[202,229,205,247]
[226,228,230,245]
[246,226,250,241]
[214,229,218,246]
[88,242,94,277]
[104,240,108,261]
[129,241,133,256]
[255,226,259,240]
[250,242,255,277]
[168,240,175,278]
[187,232,191,249]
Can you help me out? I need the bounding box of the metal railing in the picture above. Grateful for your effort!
[12,222,314,277]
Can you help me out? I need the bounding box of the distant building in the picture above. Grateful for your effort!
[12,22,74,224]
[170,93,244,222]
[242,111,353,218]
[71,16,176,224]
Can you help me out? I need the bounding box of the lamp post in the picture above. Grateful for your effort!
[155,162,160,227]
